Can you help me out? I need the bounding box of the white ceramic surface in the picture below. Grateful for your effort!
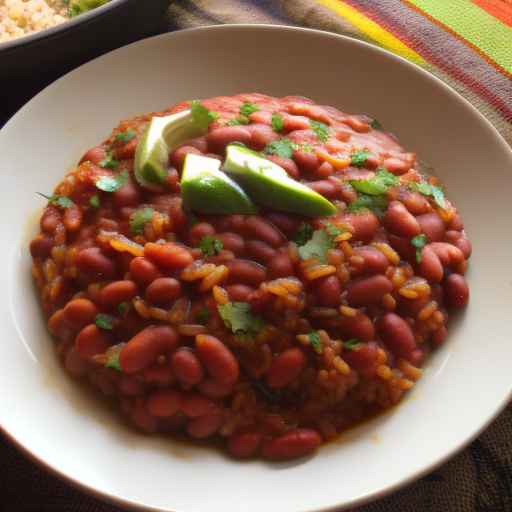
[1,25,511,512]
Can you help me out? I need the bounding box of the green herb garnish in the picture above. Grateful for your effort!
[95,170,129,193]
[351,150,371,168]
[348,193,388,217]
[191,100,219,129]
[239,102,260,117]
[310,120,330,142]
[350,168,399,196]
[264,138,295,159]
[370,119,382,130]
[105,351,122,371]
[218,302,263,341]
[293,222,314,246]
[411,233,428,263]
[95,314,114,330]
[89,194,100,208]
[117,302,130,315]
[37,192,74,209]
[271,113,284,133]
[299,143,314,153]
[129,207,154,235]
[344,338,362,350]
[199,235,223,256]
[409,181,446,209]
[195,307,210,325]
[115,129,135,143]
[308,331,323,354]
[99,151,119,170]
[324,223,346,239]
[227,116,250,126]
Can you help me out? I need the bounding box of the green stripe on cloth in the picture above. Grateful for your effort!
[407,0,512,73]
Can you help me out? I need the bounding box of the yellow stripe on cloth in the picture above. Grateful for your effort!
[316,0,426,66]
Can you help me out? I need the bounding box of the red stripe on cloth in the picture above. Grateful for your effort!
[471,0,512,28]
[341,0,512,122]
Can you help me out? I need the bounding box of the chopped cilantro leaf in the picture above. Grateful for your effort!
[95,314,114,330]
[411,233,427,263]
[308,331,323,354]
[89,194,100,208]
[37,192,74,209]
[344,338,362,350]
[298,229,332,263]
[351,150,371,168]
[191,100,219,130]
[293,222,314,246]
[129,207,154,235]
[350,168,399,196]
[264,138,295,159]
[218,302,263,340]
[239,102,259,117]
[195,307,210,325]
[99,151,119,170]
[324,223,346,239]
[117,302,130,315]
[227,116,250,126]
[115,129,135,143]
[348,194,388,217]
[105,351,122,371]
[299,143,314,153]
[271,113,284,133]
[409,181,446,209]
[370,119,382,130]
[310,120,330,142]
[95,170,129,193]
[199,235,223,256]
[431,186,446,209]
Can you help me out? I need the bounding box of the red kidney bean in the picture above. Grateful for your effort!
[181,393,218,418]
[353,246,389,274]
[283,114,311,132]
[120,325,178,374]
[113,138,138,160]
[384,201,421,238]
[343,341,378,376]
[170,145,202,168]
[249,110,272,125]
[244,216,284,248]
[429,242,465,268]
[377,313,416,361]
[409,349,425,367]
[245,240,276,263]
[146,389,182,417]
[346,275,393,307]
[343,212,379,243]
[444,274,469,308]
[388,234,416,262]
[75,324,110,359]
[418,246,444,282]
[266,155,300,179]
[75,247,116,280]
[339,313,375,342]
[64,298,98,330]
[315,161,334,178]
[171,348,204,387]
[401,191,431,215]
[216,232,245,255]
[266,348,305,389]
[131,400,158,433]
[144,242,194,271]
[129,256,161,287]
[142,362,174,387]
[207,126,252,153]
[187,413,223,439]
[265,213,301,237]
[262,429,322,460]
[112,181,140,209]
[293,150,319,174]
[199,379,234,399]
[228,430,262,458]
[445,231,472,259]
[316,275,342,307]
[187,136,209,153]
[118,376,144,397]
[79,146,105,165]
[306,180,339,199]
[417,212,445,242]
[227,259,267,285]
[432,326,448,346]
[383,157,411,175]
[100,280,137,308]
[40,207,61,234]
[30,235,54,259]
[145,277,181,306]
[48,309,70,340]
[196,334,239,385]
[225,284,255,302]
[449,213,464,231]
[268,251,295,279]
[63,205,82,232]
[211,214,245,233]
[245,124,279,151]
[64,347,89,378]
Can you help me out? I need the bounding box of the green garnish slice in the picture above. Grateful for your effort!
[95,170,128,193]
[239,102,260,117]
[181,153,256,215]
[217,302,263,341]
[308,331,323,354]
[271,113,284,133]
[89,194,100,208]
[105,351,122,371]
[129,207,154,235]
[117,302,130,315]
[115,129,135,143]
[350,168,399,196]
[99,151,119,170]
[37,192,74,209]
[351,150,371,168]
[293,222,314,246]
[223,144,337,217]
[411,233,428,263]
[348,193,388,217]
[264,138,296,159]
[297,227,340,263]
[344,338,362,350]
[134,101,217,188]
[199,236,223,256]
[370,119,382,130]
[68,0,108,17]
[310,120,330,142]
[195,307,210,325]
[95,314,114,330]
[409,181,446,209]
[227,116,250,126]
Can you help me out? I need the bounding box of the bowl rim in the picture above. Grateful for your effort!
[0,0,131,53]
[1,23,511,512]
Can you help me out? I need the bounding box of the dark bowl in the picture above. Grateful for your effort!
[1,0,169,120]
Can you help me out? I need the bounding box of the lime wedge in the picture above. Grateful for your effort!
[223,144,337,217]
[181,154,257,214]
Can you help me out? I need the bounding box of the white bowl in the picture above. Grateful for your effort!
[1,25,511,512]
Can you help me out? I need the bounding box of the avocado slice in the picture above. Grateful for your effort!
[181,154,257,215]
[134,102,214,188]
[223,144,337,217]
